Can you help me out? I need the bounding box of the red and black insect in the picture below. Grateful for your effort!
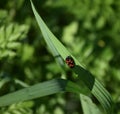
[65,56,75,68]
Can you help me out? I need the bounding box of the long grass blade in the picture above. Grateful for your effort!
[0,79,67,106]
[30,1,113,113]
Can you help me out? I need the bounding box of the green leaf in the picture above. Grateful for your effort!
[30,0,113,113]
[0,23,29,59]
[0,78,87,107]
[7,42,21,49]
[0,79,67,106]
[80,94,102,114]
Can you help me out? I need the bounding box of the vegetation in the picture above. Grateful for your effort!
[0,0,120,114]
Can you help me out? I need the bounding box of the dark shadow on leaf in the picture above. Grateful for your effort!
[73,65,95,91]
[56,78,68,91]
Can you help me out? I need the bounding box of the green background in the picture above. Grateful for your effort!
[0,0,120,114]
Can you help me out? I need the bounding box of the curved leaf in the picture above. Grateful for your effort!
[30,1,113,113]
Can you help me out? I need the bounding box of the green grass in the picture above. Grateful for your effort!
[0,1,114,114]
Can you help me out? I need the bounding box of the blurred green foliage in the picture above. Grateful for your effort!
[0,0,120,114]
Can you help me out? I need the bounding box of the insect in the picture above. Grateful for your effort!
[65,56,75,68]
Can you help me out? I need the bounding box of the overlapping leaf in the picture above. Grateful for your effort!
[30,1,113,113]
